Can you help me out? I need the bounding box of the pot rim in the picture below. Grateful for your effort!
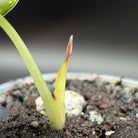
[0,72,138,95]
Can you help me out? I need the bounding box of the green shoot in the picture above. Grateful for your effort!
[0,0,73,130]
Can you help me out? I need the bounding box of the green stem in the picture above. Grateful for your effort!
[0,14,59,128]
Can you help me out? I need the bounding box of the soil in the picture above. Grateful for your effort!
[0,79,138,138]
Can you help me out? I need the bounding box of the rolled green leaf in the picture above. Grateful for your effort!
[0,0,19,16]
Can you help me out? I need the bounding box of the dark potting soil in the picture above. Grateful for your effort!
[0,79,138,138]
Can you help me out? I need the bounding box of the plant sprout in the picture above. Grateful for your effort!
[0,0,73,130]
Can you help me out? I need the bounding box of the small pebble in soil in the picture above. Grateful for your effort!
[136,113,138,118]
[30,121,39,128]
[105,130,115,136]
[35,90,86,117]
[65,90,86,116]
[35,96,44,112]
[40,110,46,116]
[119,117,127,122]
[88,110,104,125]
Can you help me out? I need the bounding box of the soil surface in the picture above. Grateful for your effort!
[0,79,138,137]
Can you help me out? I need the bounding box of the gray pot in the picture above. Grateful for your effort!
[0,72,138,137]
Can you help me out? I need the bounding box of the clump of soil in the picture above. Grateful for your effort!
[0,79,138,137]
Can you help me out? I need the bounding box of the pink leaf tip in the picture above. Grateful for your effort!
[65,35,73,60]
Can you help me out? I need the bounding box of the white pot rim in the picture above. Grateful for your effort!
[0,72,138,95]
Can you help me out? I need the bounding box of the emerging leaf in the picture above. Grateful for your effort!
[47,35,73,130]
[0,0,19,16]
[54,35,73,100]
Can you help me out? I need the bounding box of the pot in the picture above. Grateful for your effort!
[1,72,138,93]
[0,72,138,137]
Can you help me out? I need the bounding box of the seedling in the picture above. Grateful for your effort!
[0,0,73,130]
